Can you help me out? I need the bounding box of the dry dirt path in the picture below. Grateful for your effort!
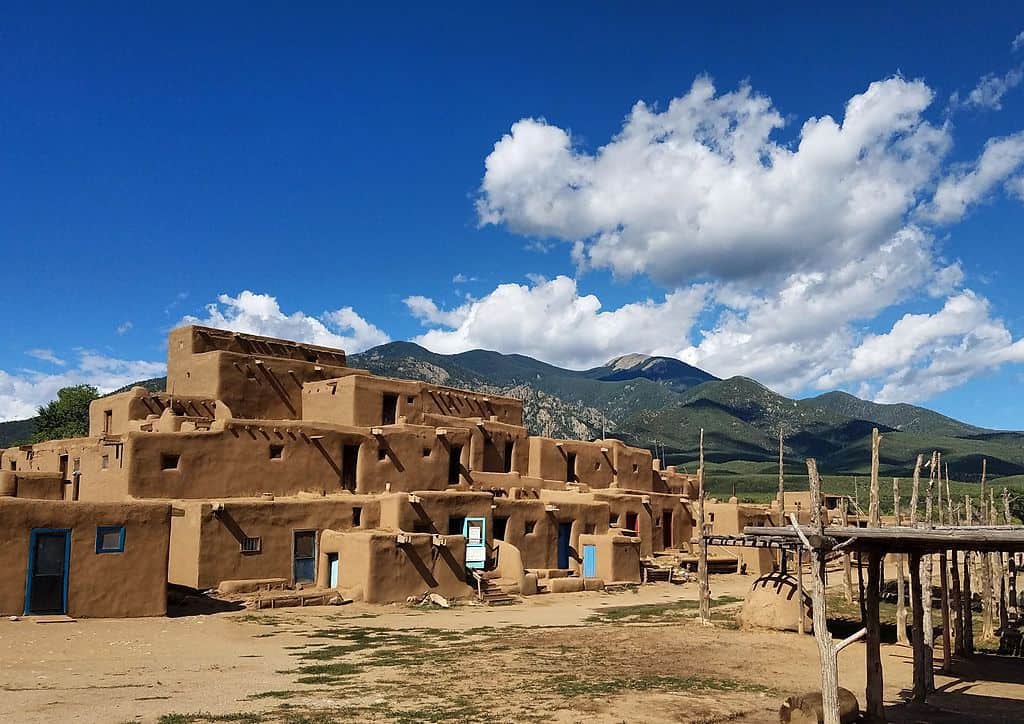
[0,575,1021,723]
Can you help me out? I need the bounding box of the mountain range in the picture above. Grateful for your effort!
[2,342,1021,478]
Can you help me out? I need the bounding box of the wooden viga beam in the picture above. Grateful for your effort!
[743,525,1024,553]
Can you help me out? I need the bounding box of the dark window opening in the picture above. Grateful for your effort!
[377,446,387,461]
[610,514,619,526]
[448,445,462,485]
[407,395,416,404]
[9,460,15,471]
[594,461,601,471]
[493,516,509,541]
[422,447,431,457]
[632,463,639,473]
[503,440,515,473]
[341,444,359,492]
[352,507,362,527]
[269,444,284,460]
[524,520,537,535]
[382,393,398,425]
[625,511,639,532]
[161,453,180,470]
[566,452,577,482]
[448,516,466,536]
[103,409,113,434]
[59,454,68,480]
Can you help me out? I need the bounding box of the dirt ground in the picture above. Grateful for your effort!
[2,574,1023,723]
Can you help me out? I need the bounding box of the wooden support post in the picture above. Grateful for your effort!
[981,460,994,641]
[1005,488,1018,618]
[869,428,881,528]
[963,496,975,655]
[994,489,1009,631]
[939,550,952,674]
[909,551,927,703]
[951,548,964,656]
[806,458,843,724]
[778,427,786,574]
[921,453,936,693]
[866,550,886,722]
[841,505,854,605]
[797,546,806,635]
[894,477,908,645]
[697,428,710,625]
[857,549,867,624]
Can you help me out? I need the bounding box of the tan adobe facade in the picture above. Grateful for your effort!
[1,325,769,617]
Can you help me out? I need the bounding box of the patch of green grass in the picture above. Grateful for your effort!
[547,674,773,697]
[585,595,743,623]
[245,690,303,701]
[157,714,264,724]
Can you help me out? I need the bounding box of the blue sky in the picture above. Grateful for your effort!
[2,3,1024,429]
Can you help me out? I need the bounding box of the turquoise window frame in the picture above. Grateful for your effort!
[95,525,126,554]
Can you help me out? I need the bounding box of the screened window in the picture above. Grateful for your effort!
[241,536,262,554]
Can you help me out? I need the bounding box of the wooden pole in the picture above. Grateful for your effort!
[894,477,908,645]
[697,428,710,625]
[939,549,952,674]
[921,452,936,693]
[797,546,806,636]
[947,465,963,656]
[909,550,927,703]
[993,491,1009,631]
[981,460,994,641]
[778,427,787,574]
[1006,488,1018,618]
[806,458,844,724]
[841,504,854,605]
[869,428,881,528]
[866,550,886,722]
[857,549,867,624]
[963,495,975,655]
[909,454,922,527]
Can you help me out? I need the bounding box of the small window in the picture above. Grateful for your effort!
[594,461,601,471]
[161,453,180,470]
[407,395,416,404]
[101,455,109,470]
[352,507,362,527]
[610,514,619,526]
[96,525,125,553]
[269,444,284,460]
[524,520,537,535]
[422,447,431,457]
[103,409,113,434]
[632,463,639,473]
[9,460,15,471]
[377,446,387,461]
[241,536,262,554]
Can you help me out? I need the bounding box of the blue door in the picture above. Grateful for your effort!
[293,531,316,584]
[463,517,487,570]
[582,544,596,578]
[557,522,572,569]
[25,529,71,615]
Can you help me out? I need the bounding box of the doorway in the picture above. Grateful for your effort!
[557,522,572,569]
[25,529,70,615]
[293,530,316,584]
[381,393,398,425]
[341,444,359,491]
[582,544,596,578]
[662,511,673,549]
[327,553,339,588]
[565,453,577,482]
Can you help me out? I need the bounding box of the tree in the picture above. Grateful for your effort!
[31,385,99,442]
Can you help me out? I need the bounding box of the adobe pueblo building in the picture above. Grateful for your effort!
[0,325,759,618]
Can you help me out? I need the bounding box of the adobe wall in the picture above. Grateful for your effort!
[121,421,472,499]
[527,437,653,491]
[167,325,351,421]
[170,496,381,590]
[578,533,642,582]
[302,374,524,428]
[493,492,610,571]
[379,491,494,538]
[88,387,217,437]
[707,501,776,575]
[593,490,693,557]
[320,530,474,603]
[0,471,65,500]
[3,438,130,502]
[0,498,170,617]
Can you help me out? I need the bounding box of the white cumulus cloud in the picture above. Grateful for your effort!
[408,275,709,369]
[26,349,66,366]
[923,131,1024,223]
[182,291,390,353]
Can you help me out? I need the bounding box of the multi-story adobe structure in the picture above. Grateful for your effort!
[1,325,711,617]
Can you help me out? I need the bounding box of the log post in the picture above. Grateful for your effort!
[806,458,843,724]
[841,504,854,605]
[910,550,927,703]
[947,466,963,656]
[778,427,786,574]
[921,453,935,693]
[866,549,886,722]
[869,428,881,528]
[894,477,908,645]
[1005,488,1018,618]
[697,428,710,625]
[939,550,952,674]
[963,495,975,655]
[981,460,994,641]
[993,491,1009,631]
